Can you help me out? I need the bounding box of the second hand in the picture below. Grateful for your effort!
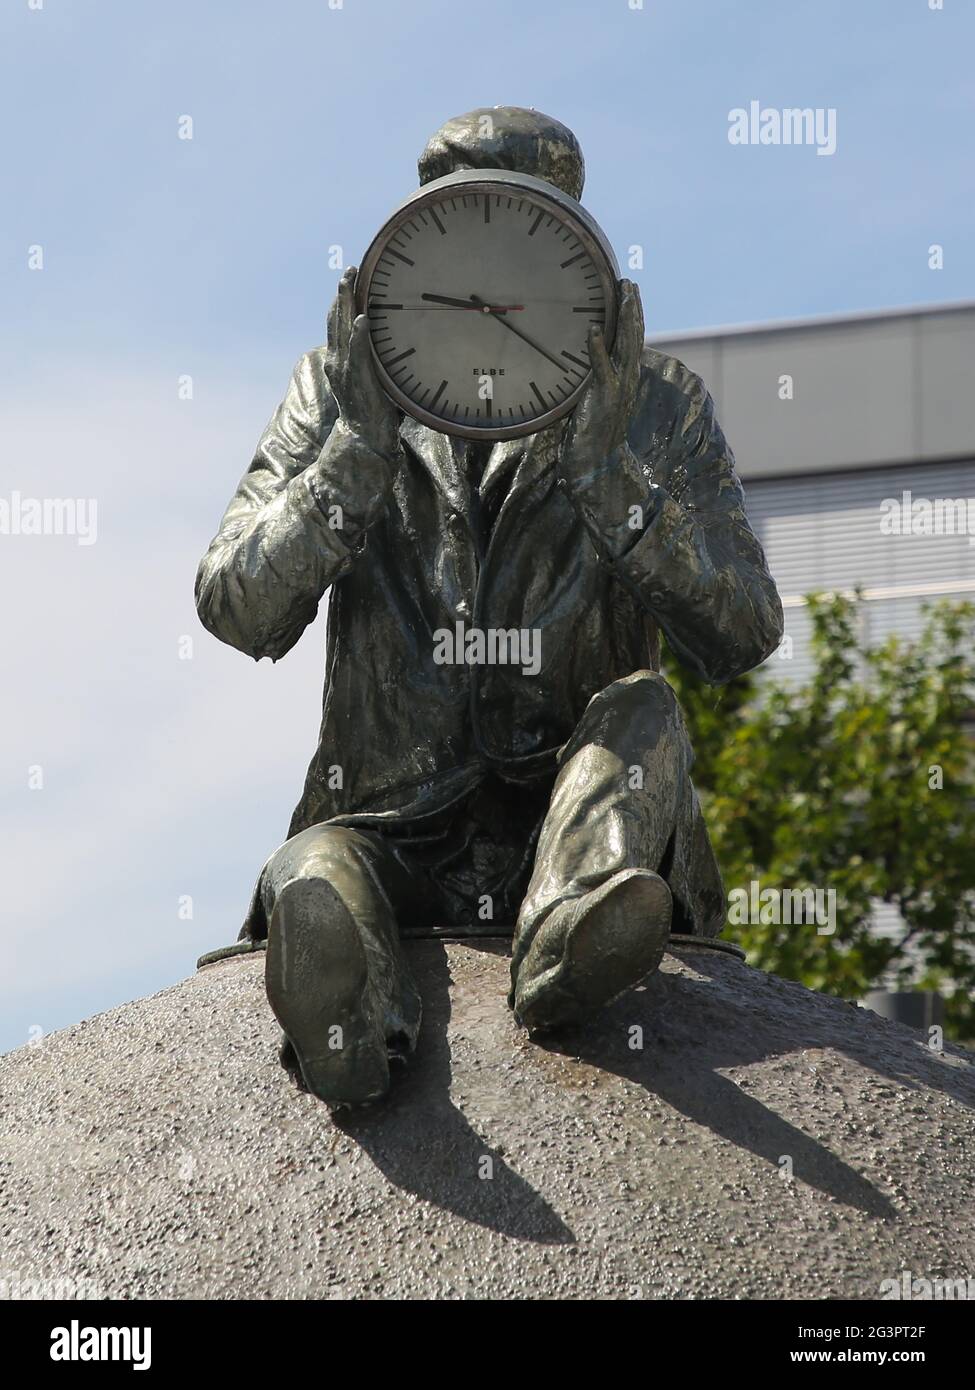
[467,293,569,374]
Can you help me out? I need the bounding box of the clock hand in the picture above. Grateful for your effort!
[420,293,523,312]
[468,293,570,374]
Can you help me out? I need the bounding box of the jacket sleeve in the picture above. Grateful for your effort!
[557,348,784,685]
[194,348,399,662]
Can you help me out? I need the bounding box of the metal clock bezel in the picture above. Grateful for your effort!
[354,168,621,441]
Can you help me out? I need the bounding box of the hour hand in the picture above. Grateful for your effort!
[420,292,521,313]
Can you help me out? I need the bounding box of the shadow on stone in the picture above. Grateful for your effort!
[329,941,573,1246]
[280,937,975,1239]
[528,948,959,1223]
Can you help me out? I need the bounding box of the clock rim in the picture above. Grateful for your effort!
[354,169,621,442]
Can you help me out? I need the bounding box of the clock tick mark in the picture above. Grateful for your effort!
[529,381,548,411]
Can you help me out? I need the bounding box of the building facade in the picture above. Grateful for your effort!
[650,301,975,686]
[650,302,975,1014]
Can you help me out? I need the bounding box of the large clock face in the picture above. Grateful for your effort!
[355,169,620,440]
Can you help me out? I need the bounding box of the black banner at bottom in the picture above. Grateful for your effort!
[0,1296,967,1374]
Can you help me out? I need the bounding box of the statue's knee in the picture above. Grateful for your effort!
[626,669,679,713]
[584,669,680,728]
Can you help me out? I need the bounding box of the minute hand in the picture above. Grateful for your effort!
[467,293,569,374]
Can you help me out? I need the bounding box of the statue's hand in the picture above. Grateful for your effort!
[323,265,402,462]
[560,278,645,479]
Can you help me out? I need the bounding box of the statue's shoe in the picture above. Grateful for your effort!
[512,868,672,1034]
[265,877,389,1108]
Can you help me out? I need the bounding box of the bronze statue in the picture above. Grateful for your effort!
[195,108,784,1107]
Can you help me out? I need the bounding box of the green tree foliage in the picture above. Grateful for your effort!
[663,595,975,1039]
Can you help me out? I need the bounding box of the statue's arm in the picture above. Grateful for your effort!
[559,351,784,685]
[194,347,398,662]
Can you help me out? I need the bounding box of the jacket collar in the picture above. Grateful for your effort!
[398,414,562,516]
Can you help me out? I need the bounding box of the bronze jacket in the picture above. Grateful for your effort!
[195,344,783,844]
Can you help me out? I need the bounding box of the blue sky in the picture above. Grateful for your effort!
[1,0,973,1054]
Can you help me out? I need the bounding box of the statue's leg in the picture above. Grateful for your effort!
[509,670,716,1033]
[261,825,423,1107]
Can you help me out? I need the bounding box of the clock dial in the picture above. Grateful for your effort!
[356,171,619,440]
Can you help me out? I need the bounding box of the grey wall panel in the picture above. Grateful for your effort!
[722,324,916,479]
[918,313,975,459]
[649,303,975,482]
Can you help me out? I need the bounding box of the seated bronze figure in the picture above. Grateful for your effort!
[195,107,783,1107]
